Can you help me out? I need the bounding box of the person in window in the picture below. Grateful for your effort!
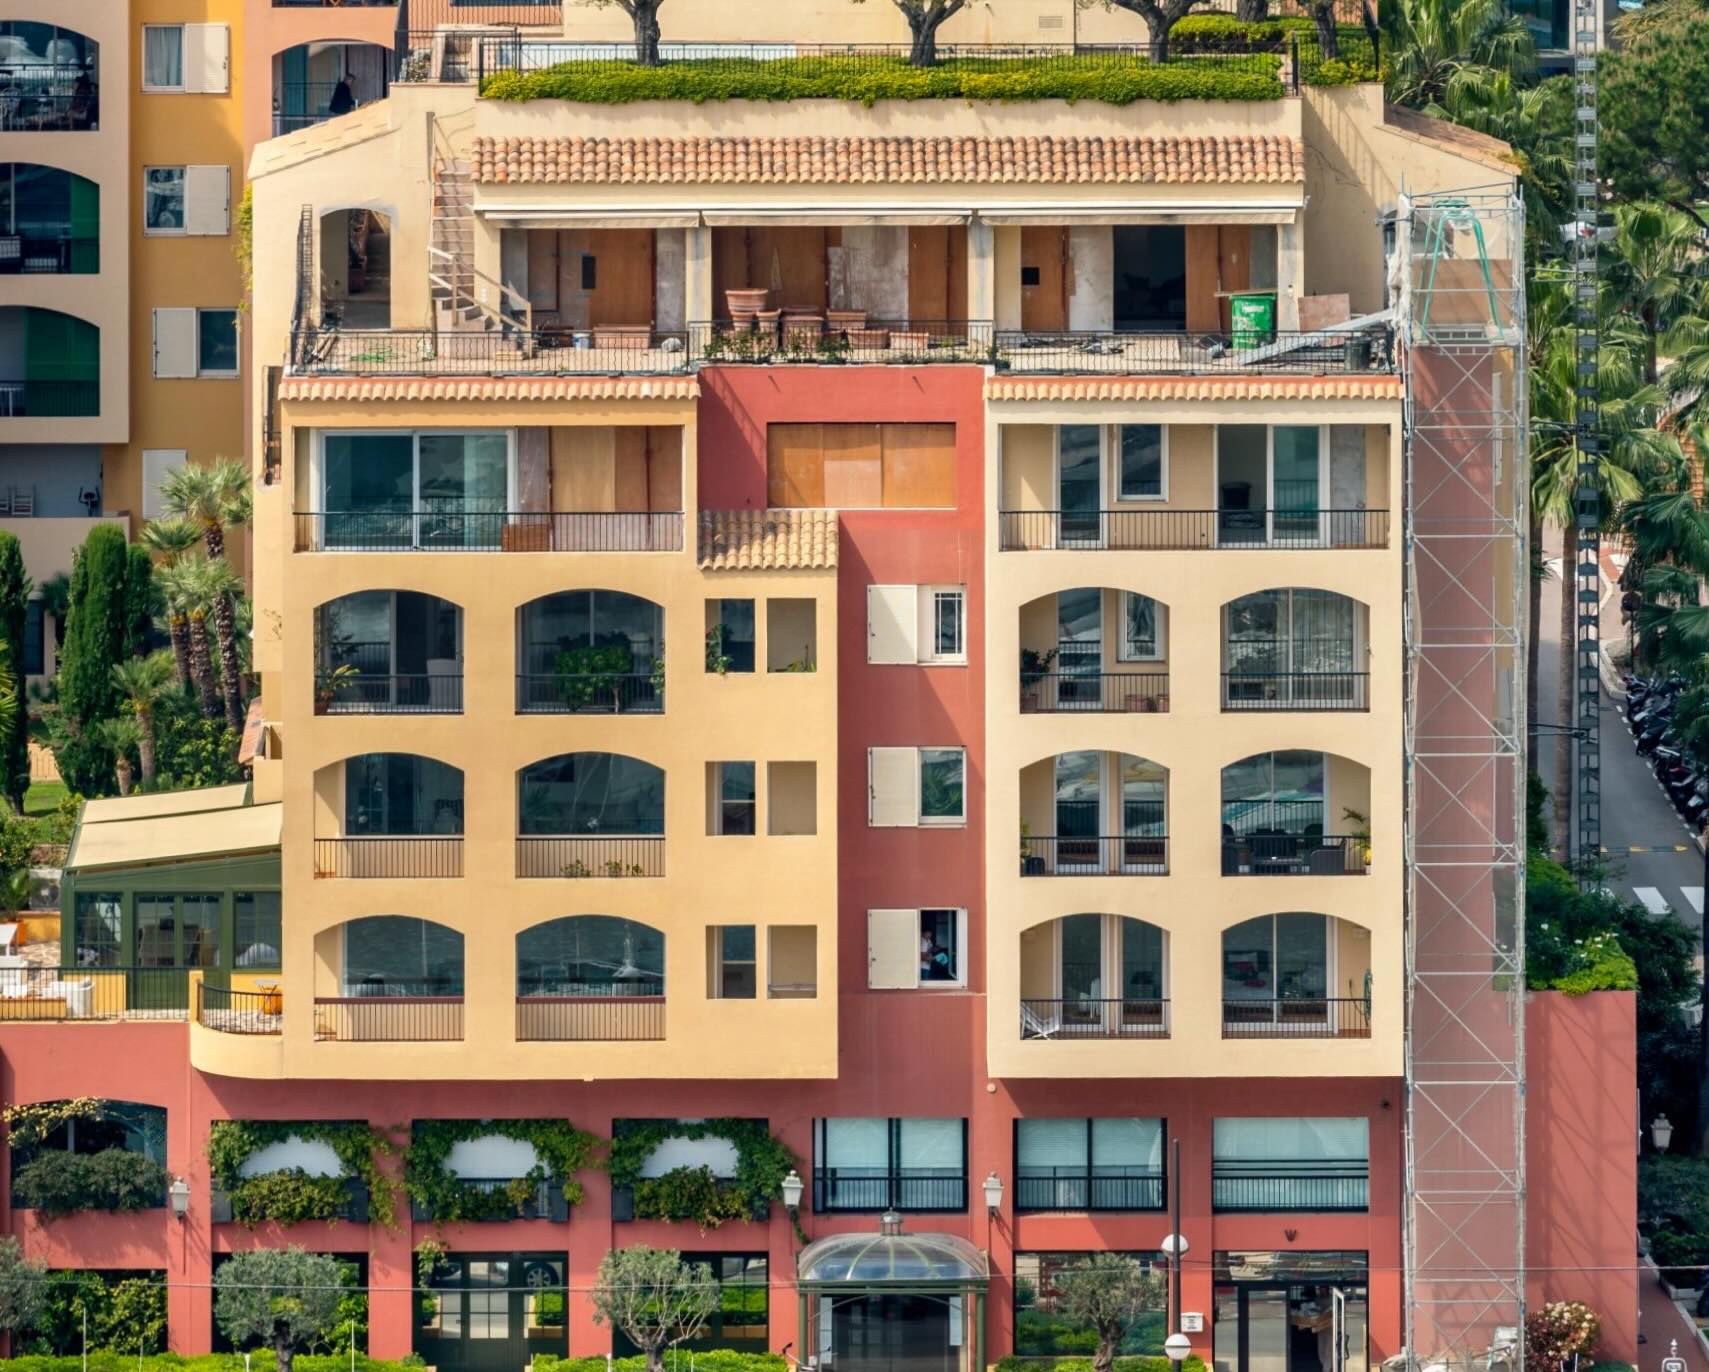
[920,933,954,983]
[328,77,355,117]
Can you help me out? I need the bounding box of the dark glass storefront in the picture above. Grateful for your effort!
[1213,1252,1368,1372]
[416,1253,567,1372]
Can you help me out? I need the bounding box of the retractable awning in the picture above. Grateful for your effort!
[978,203,1298,225]
[701,208,970,227]
[478,209,702,229]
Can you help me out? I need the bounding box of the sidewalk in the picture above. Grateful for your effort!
[1642,1270,1709,1372]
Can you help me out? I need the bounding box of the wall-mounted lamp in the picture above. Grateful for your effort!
[781,1168,805,1212]
[168,1176,191,1220]
[1652,1114,1675,1153]
[982,1171,1004,1214]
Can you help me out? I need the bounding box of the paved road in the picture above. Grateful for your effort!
[1534,530,1705,936]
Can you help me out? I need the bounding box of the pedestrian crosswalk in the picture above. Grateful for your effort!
[1630,885,1705,917]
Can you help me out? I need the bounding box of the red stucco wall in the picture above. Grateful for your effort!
[1525,990,1638,1363]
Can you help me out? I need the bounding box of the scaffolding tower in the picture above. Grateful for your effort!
[1396,189,1529,1372]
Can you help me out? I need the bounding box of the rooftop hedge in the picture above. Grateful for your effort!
[0,1358,420,1372]
[482,54,1286,105]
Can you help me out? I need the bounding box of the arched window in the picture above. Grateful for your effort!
[517,916,665,996]
[340,916,464,995]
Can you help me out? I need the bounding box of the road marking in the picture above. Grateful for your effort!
[1634,886,1674,915]
[1684,887,1705,916]
[1609,845,1697,853]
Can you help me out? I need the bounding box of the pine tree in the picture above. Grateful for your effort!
[0,534,31,809]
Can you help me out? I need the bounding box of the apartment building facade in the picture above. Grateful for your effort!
[0,13,1631,1372]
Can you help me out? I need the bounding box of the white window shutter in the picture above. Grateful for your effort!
[183,166,230,236]
[183,24,230,94]
[141,450,187,520]
[151,309,197,378]
[867,585,918,664]
[867,910,920,989]
[868,747,920,827]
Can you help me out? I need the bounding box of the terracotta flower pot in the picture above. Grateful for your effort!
[725,288,770,315]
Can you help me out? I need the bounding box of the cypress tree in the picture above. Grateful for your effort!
[55,525,131,796]
[0,534,30,809]
[122,543,156,659]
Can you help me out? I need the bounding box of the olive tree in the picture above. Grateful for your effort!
[0,1236,46,1338]
[574,0,667,66]
[852,0,970,66]
[213,1247,345,1372]
[591,1246,717,1372]
[1052,1253,1168,1372]
[1078,0,1207,63]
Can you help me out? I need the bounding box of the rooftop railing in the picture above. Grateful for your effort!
[0,966,189,1020]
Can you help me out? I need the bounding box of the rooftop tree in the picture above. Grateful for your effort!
[575,0,667,67]
[1079,0,1208,65]
[852,0,969,66]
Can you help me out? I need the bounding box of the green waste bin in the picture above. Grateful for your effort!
[1230,291,1277,349]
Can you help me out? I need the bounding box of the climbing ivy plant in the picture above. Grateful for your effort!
[405,1119,600,1224]
[2,1099,102,1150]
[609,1119,800,1230]
[205,1120,403,1229]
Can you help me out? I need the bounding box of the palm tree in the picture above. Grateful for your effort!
[1382,0,1533,111]
[94,716,141,796]
[158,458,250,562]
[190,556,245,734]
[139,517,201,687]
[1661,280,1709,432]
[1441,71,1573,253]
[111,652,175,789]
[1605,203,1707,386]
[157,560,219,720]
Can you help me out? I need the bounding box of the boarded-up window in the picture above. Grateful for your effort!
[768,424,956,509]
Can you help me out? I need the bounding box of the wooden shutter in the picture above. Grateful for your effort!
[881,424,957,508]
[183,24,230,93]
[866,585,918,664]
[767,424,826,508]
[184,166,229,237]
[152,309,198,378]
[142,450,186,520]
[868,747,919,827]
[867,909,921,989]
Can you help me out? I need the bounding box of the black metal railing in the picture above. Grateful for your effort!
[291,325,693,375]
[1020,672,1169,713]
[998,509,1390,551]
[317,670,464,713]
[515,991,666,1041]
[433,1177,558,1221]
[0,235,99,274]
[314,837,465,879]
[993,326,1390,375]
[293,510,684,553]
[1020,997,1170,1039]
[274,0,397,5]
[1212,1164,1369,1212]
[515,836,665,878]
[697,319,992,365]
[1015,1170,1165,1211]
[1222,997,1372,1037]
[196,983,282,1035]
[812,1168,967,1213]
[0,90,99,133]
[313,992,464,1042]
[0,379,99,419]
[1221,671,1368,710]
[1221,835,1368,875]
[1020,835,1168,876]
[515,672,663,714]
[0,965,190,1019]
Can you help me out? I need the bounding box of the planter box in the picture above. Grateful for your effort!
[210,1187,234,1224]
[593,327,651,351]
[890,331,930,351]
[847,328,890,348]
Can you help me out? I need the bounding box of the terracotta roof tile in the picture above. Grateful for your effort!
[985,375,1403,402]
[698,510,838,571]
[473,134,1304,186]
[279,377,699,402]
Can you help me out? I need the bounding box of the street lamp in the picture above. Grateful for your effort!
[1652,1114,1675,1152]
[982,1172,1004,1214]
[781,1169,805,1212]
[168,1176,190,1220]
[1164,1334,1192,1366]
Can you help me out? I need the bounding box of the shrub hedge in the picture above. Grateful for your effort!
[482,56,1286,106]
[0,1358,420,1372]
[996,1357,1210,1372]
[533,1354,788,1372]
[11,1149,169,1218]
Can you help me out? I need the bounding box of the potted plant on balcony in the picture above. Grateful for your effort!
[555,641,635,713]
[314,664,360,715]
[1020,647,1058,712]
[1343,807,1372,867]
[1020,820,1045,876]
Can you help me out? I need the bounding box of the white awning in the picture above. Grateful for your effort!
[978,204,1298,225]
[700,209,970,227]
[479,209,701,229]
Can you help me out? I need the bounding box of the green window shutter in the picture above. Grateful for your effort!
[23,309,98,415]
[68,175,98,273]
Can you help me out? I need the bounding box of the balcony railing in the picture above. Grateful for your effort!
[515,836,664,878]
[812,1169,967,1213]
[1015,1170,1165,1212]
[0,379,99,418]
[1221,671,1369,711]
[314,837,466,879]
[292,325,693,376]
[0,235,99,275]
[0,966,189,1020]
[994,326,1391,376]
[515,990,666,1041]
[317,670,464,713]
[196,983,282,1035]
[1020,835,1168,876]
[294,511,684,553]
[1221,997,1372,1038]
[1221,835,1367,875]
[699,319,992,365]
[998,509,1390,551]
[314,991,464,1042]
[1212,1164,1369,1212]
[1021,997,1170,1039]
[515,673,663,714]
[1020,672,1169,713]
[408,1177,564,1222]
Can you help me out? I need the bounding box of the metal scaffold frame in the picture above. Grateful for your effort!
[1396,188,1528,1372]
[1572,0,1602,873]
